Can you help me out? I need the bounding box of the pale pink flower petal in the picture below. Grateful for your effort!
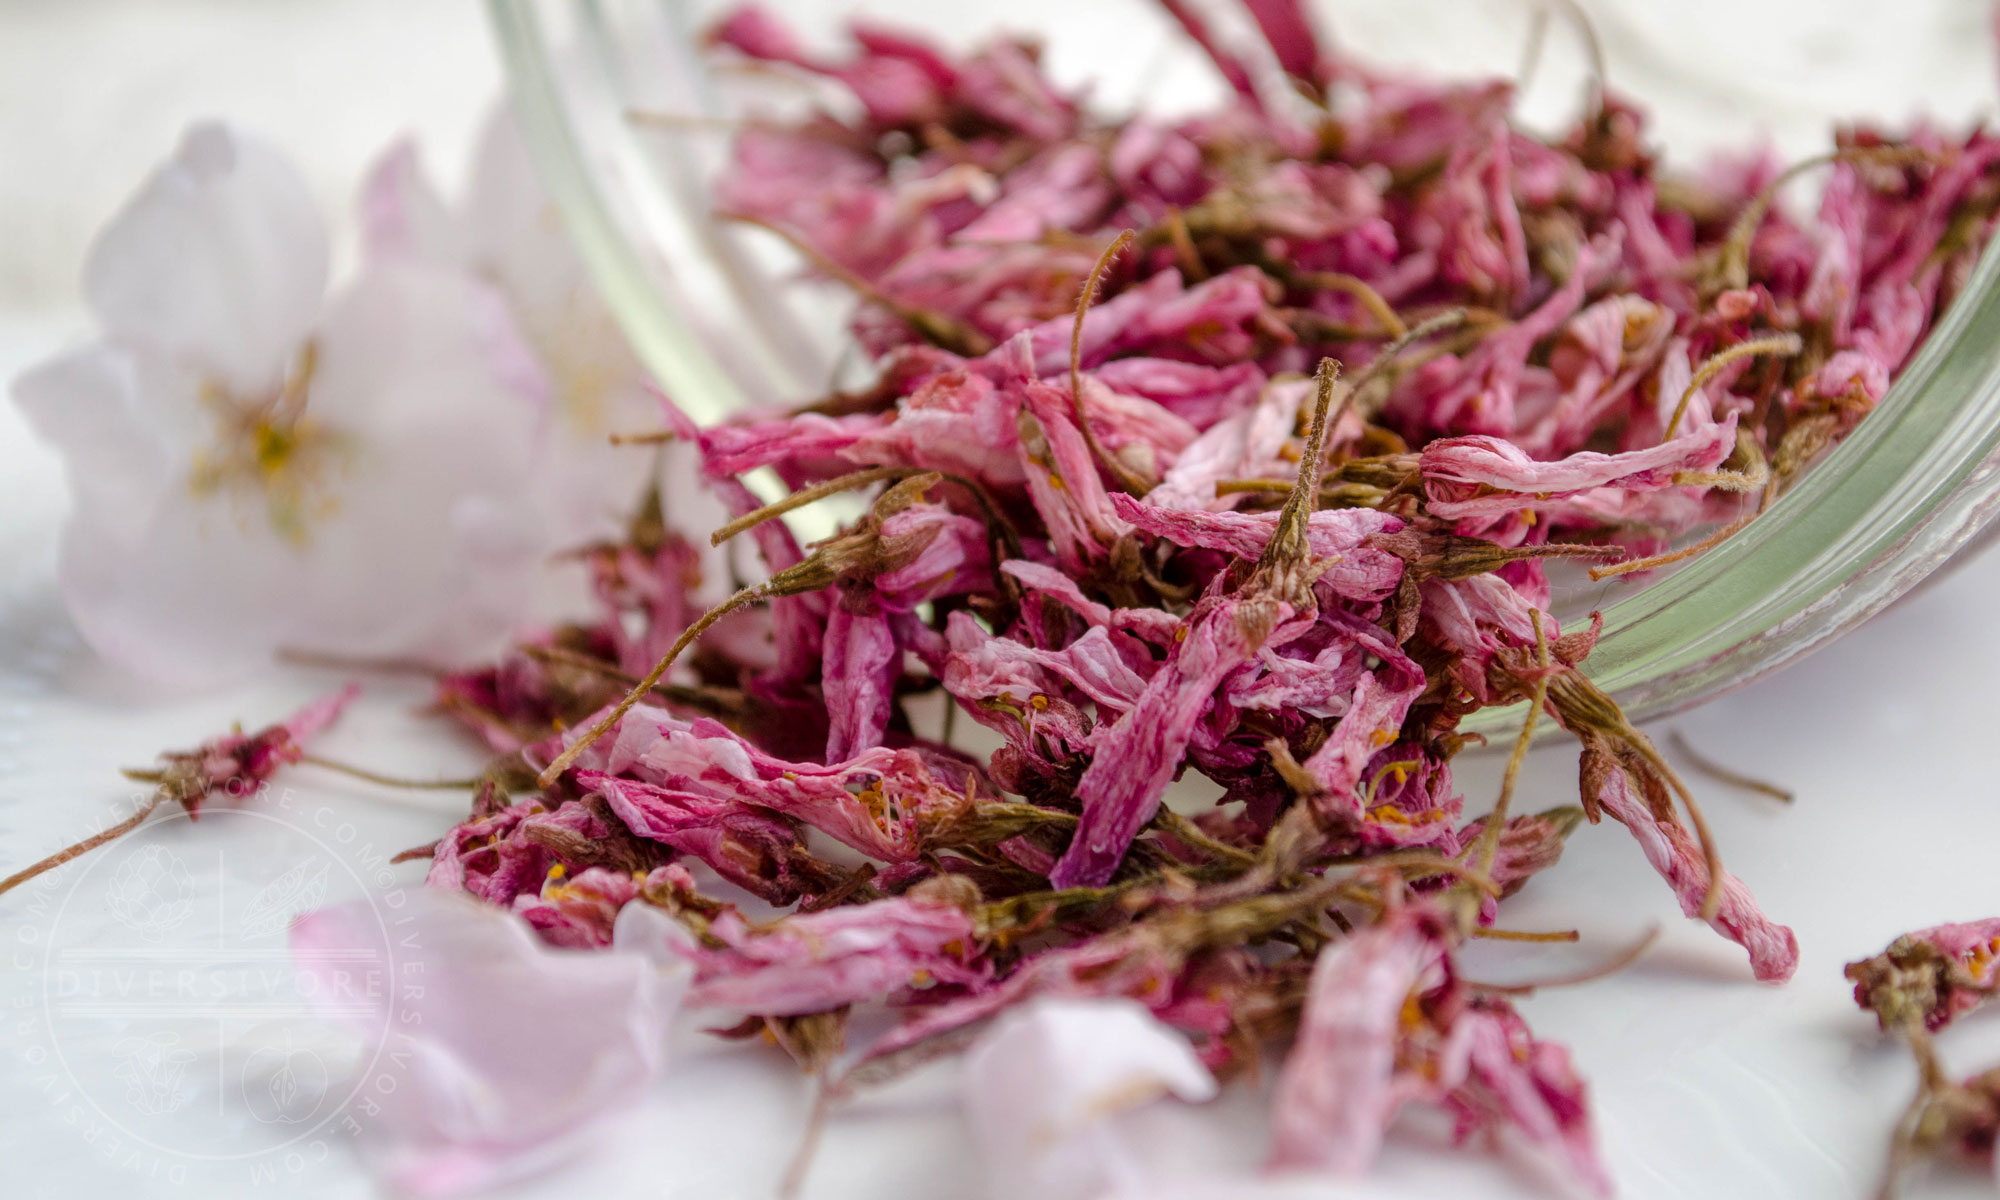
[13,123,557,684]
[290,890,688,1197]
[83,122,327,396]
[965,997,1217,1200]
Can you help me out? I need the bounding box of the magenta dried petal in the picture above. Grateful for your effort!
[1109,491,1406,601]
[1001,560,1182,646]
[874,504,995,606]
[1148,375,1313,511]
[1297,611,1427,811]
[1050,591,1298,889]
[1241,0,1334,87]
[1527,294,1677,455]
[1391,233,1611,436]
[1268,907,1450,1173]
[1092,357,1266,431]
[1413,115,1530,300]
[668,894,988,1015]
[581,772,808,902]
[824,605,901,763]
[1591,761,1799,983]
[1442,1001,1612,1197]
[1025,267,1274,375]
[1108,120,1210,214]
[954,143,1112,245]
[864,932,1185,1063]
[1420,419,1736,523]
[1017,375,1134,569]
[844,365,1026,488]
[512,866,643,949]
[427,805,550,905]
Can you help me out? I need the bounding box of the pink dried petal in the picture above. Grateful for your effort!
[1018,375,1134,569]
[1050,589,1303,889]
[512,866,644,949]
[655,893,988,1015]
[1092,357,1266,431]
[1268,906,1450,1172]
[1590,758,1799,983]
[844,365,1027,487]
[1109,491,1406,602]
[1420,413,1736,523]
[823,605,900,763]
[558,708,957,862]
[1442,1000,1612,1197]
[1148,375,1314,511]
[1242,0,1334,88]
[580,772,813,903]
[954,143,1111,244]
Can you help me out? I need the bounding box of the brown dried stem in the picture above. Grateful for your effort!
[0,793,168,898]
[1069,229,1154,495]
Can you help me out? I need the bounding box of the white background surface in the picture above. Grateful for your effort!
[6,3,2000,1199]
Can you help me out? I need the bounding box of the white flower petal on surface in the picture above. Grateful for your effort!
[963,996,1218,1200]
[290,889,690,1198]
[83,122,328,397]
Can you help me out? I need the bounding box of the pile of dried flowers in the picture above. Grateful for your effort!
[11,2,2000,1196]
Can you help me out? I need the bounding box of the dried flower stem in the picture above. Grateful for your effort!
[1587,509,1756,580]
[517,643,746,715]
[607,429,676,446]
[537,558,835,787]
[1069,229,1153,495]
[297,755,479,792]
[1469,925,1661,995]
[1668,730,1794,803]
[1472,927,1582,943]
[0,793,168,897]
[709,465,921,546]
[1295,271,1408,338]
[1474,610,1549,880]
[1662,333,1803,440]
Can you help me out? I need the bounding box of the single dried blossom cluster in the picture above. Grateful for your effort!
[10,2,1999,1197]
[381,3,1999,1193]
[1848,919,2000,1196]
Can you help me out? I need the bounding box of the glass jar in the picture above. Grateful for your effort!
[486,0,2000,734]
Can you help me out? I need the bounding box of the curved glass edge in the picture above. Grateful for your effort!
[1464,230,2000,737]
[490,0,2000,739]
[488,0,754,427]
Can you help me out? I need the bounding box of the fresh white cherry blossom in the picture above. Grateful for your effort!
[13,122,555,684]
[360,109,666,545]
